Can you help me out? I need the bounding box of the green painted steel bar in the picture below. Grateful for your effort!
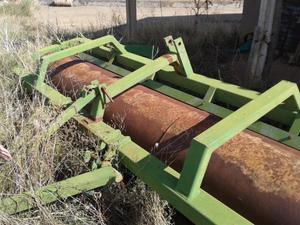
[203,86,216,103]
[176,140,211,199]
[156,73,298,126]
[176,81,300,199]
[43,36,125,63]
[164,36,194,77]
[81,53,131,78]
[106,54,177,98]
[36,35,127,85]
[289,114,300,136]
[196,81,299,149]
[46,90,97,138]
[75,116,252,225]
[37,37,88,57]
[22,74,72,106]
[66,54,177,119]
[0,166,122,215]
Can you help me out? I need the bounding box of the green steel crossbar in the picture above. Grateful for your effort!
[0,166,122,215]
[84,54,178,119]
[36,35,127,86]
[11,35,300,224]
[36,37,88,58]
[45,86,99,137]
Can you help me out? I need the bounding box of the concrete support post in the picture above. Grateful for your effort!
[126,0,137,40]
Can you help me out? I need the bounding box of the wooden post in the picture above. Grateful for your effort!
[126,0,137,40]
[246,0,278,88]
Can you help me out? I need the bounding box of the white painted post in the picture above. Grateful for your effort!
[246,0,277,88]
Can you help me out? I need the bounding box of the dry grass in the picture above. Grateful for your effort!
[0,0,32,16]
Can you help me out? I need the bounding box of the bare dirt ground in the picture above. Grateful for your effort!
[36,2,243,30]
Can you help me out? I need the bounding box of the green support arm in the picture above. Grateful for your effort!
[164,36,194,77]
[0,166,122,215]
[46,88,98,138]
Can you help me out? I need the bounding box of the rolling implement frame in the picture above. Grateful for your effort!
[3,35,300,225]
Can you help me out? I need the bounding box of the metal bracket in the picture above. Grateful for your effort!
[45,79,116,137]
[164,36,194,77]
[83,81,108,120]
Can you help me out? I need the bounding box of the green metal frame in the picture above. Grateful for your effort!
[10,35,300,225]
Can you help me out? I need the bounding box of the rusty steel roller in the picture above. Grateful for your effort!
[48,56,300,225]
